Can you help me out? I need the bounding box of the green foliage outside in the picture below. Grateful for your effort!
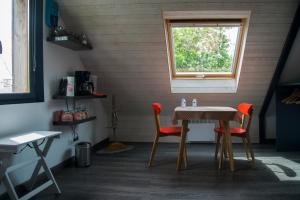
[172,27,235,73]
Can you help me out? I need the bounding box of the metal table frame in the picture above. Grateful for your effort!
[0,131,62,200]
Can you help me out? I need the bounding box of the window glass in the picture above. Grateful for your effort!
[0,0,29,94]
[172,25,240,74]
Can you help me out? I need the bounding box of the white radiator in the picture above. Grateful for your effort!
[187,120,216,142]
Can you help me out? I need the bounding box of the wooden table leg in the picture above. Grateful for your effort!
[222,120,235,172]
[218,135,225,170]
[177,120,188,172]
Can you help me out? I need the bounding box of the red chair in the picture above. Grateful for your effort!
[214,103,255,167]
[148,102,188,168]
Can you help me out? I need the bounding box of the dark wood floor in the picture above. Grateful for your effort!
[34,143,300,200]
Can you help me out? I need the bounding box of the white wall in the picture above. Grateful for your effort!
[0,3,108,195]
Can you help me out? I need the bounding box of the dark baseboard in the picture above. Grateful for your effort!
[263,139,276,144]
[0,138,109,200]
[92,137,110,151]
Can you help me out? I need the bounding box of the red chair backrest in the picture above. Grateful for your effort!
[152,102,162,115]
[219,103,254,132]
[238,103,253,116]
[152,102,162,133]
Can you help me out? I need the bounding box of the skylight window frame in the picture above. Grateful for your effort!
[165,18,247,80]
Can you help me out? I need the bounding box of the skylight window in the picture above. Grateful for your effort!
[163,11,250,93]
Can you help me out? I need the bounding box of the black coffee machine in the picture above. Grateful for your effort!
[75,71,94,96]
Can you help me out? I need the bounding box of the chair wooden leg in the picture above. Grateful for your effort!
[223,147,228,159]
[215,134,221,160]
[148,134,160,167]
[242,137,250,160]
[222,120,235,172]
[246,135,255,167]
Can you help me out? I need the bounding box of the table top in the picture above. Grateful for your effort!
[0,131,62,153]
[173,106,238,121]
[175,106,237,112]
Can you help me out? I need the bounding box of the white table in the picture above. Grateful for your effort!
[173,106,238,172]
[0,131,62,200]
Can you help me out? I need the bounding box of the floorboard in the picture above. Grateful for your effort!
[32,143,300,200]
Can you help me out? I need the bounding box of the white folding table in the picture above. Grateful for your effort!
[0,131,62,200]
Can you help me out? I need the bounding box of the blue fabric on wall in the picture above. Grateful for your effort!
[45,0,59,28]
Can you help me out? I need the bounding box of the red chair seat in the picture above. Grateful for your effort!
[214,127,247,136]
[160,126,182,136]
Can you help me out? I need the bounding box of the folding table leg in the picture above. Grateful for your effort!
[0,153,18,200]
[32,141,61,194]
[28,137,54,190]
[0,152,12,182]
[3,173,19,200]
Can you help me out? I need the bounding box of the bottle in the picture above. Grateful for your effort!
[192,98,197,107]
[181,98,187,107]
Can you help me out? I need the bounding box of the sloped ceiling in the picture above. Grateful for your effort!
[57,0,298,142]
[280,29,300,84]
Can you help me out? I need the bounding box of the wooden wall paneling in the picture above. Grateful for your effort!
[58,0,299,143]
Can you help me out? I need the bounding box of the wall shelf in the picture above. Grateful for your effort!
[47,35,92,51]
[53,116,96,126]
[52,93,106,141]
[278,82,300,87]
[53,94,107,100]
